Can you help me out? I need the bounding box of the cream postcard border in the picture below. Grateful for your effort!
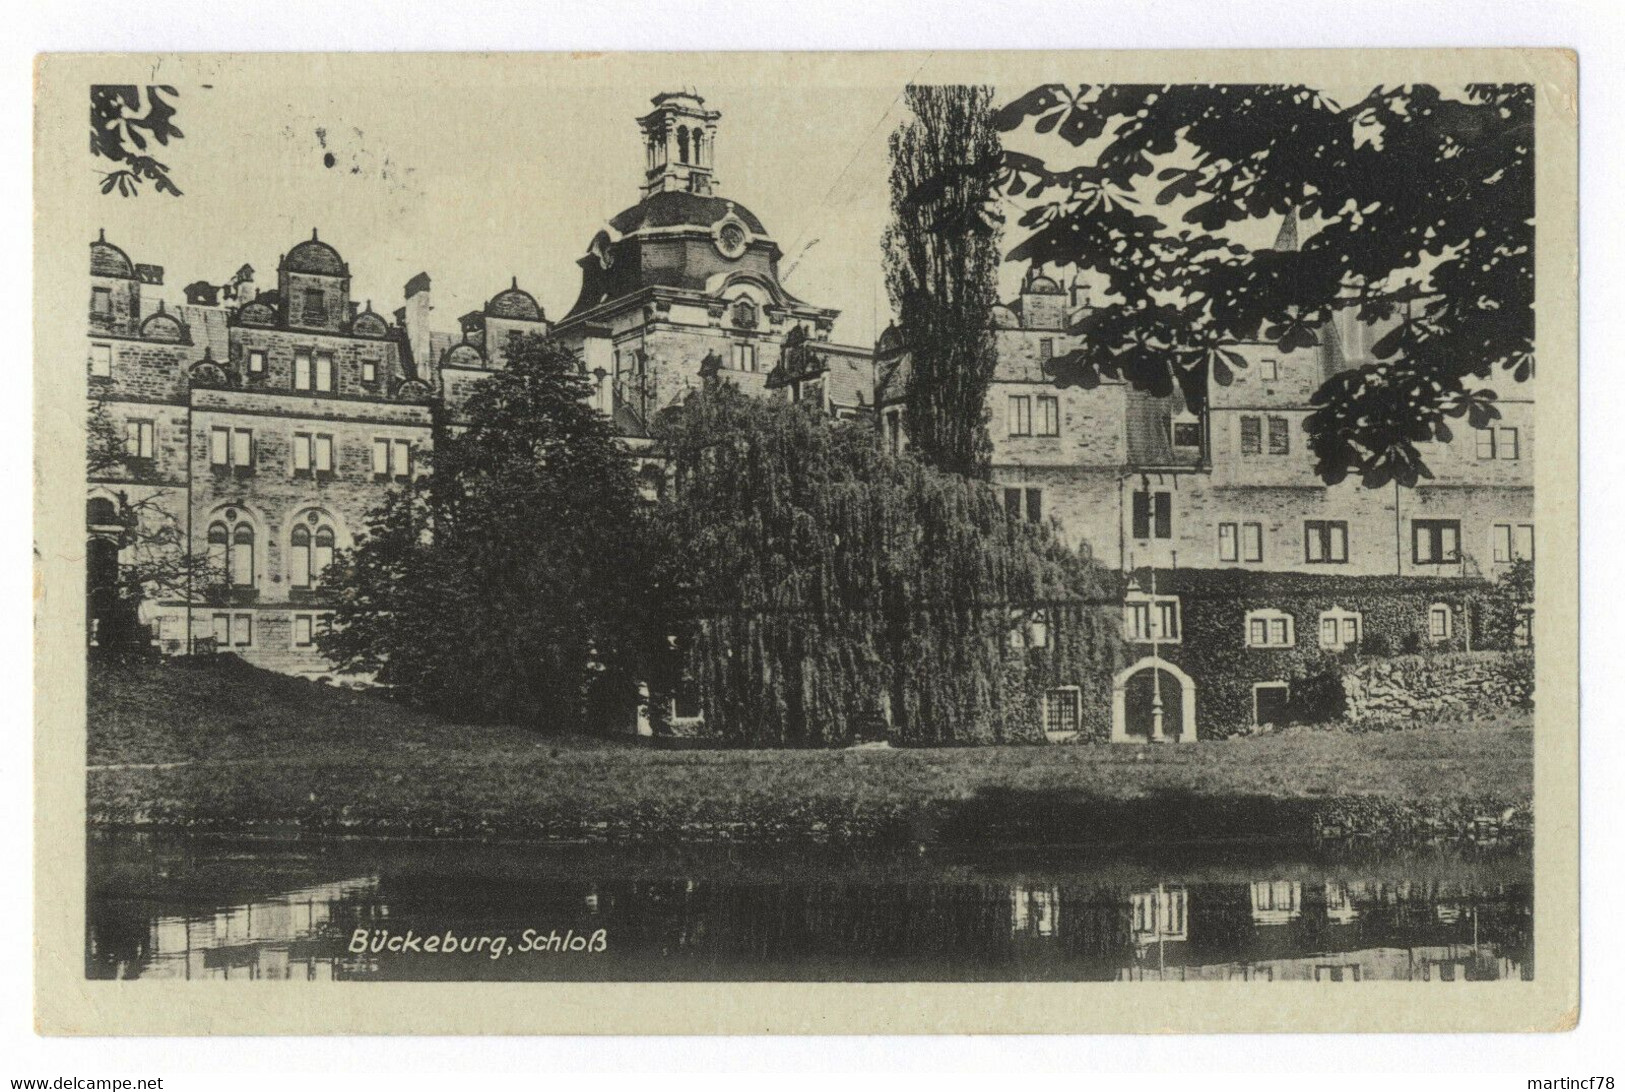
[33,48,1579,1035]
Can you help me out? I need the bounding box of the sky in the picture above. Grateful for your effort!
[86,60,1415,348]
[89,59,918,347]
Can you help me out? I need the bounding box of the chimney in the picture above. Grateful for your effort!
[403,272,433,375]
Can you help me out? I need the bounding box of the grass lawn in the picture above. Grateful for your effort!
[87,656,1534,845]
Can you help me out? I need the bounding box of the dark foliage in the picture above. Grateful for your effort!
[320,333,655,729]
[91,85,185,197]
[884,85,1004,479]
[649,385,1119,746]
[993,83,1533,487]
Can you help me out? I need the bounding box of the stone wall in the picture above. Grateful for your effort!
[1341,650,1533,723]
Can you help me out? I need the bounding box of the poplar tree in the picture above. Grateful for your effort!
[883,84,1004,480]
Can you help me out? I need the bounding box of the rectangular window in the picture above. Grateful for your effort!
[91,286,112,314]
[1429,605,1452,639]
[1038,338,1054,361]
[1131,491,1171,539]
[294,432,312,473]
[1246,612,1294,649]
[1267,415,1290,455]
[248,349,266,375]
[89,344,112,378]
[361,358,377,383]
[1242,522,1263,563]
[1219,522,1264,563]
[124,420,155,459]
[302,288,325,326]
[315,352,334,393]
[294,351,312,391]
[1156,600,1180,641]
[1493,522,1535,563]
[1025,487,1043,525]
[1413,519,1462,565]
[211,613,230,648]
[1497,426,1520,460]
[1240,415,1262,456]
[886,410,903,454]
[1125,602,1151,641]
[294,433,334,476]
[294,614,314,648]
[1043,687,1080,736]
[372,438,390,477]
[315,434,334,474]
[232,428,252,469]
[231,613,252,648]
[731,342,756,372]
[1476,428,1496,459]
[1008,395,1032,437]
[1172,421,1202,449]
[211,427,251,469]
[1259,358,1279,381]
[1003,488,1022,522]
[1305,520,1348,564]
[394,439,411,480]
[1037,396,1060,437]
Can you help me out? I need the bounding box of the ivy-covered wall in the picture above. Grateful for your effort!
[1117,569,1507,739]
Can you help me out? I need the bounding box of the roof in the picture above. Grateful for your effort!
[607,191,767,237]
[91,232,134,279]
[486,279,545,322]
[284,231,346,276]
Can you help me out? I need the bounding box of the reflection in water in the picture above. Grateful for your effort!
[87,836,1533,983]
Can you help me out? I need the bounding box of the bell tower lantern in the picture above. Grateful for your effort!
[638,90,721,197]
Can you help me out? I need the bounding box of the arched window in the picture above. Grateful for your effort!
[207,513,256,589]
[290,516,337,588]
[678,126,690,164]
[692,130,704,165]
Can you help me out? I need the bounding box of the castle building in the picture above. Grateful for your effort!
[876,216,1535,740]
[85,91,874,674]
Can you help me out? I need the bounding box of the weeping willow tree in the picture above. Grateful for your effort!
[650,385,1119,746]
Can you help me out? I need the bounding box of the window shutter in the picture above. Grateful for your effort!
[1241,416,1261,455]
[1268,416,1290,454]
[1132,491,1150,539]
[1153,492,1171,539]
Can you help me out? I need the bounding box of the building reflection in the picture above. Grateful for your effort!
[88,860,1533,983]
[91,877,380,980]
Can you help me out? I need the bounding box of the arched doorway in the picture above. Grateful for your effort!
[1112,657,1197,743]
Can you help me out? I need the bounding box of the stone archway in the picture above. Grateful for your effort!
[1111,656,1198,743]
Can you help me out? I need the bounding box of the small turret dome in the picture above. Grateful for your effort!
[90,230,135,279]
[283,230,347,276]
[486,278,545,322]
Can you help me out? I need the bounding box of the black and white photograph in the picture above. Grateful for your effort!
[30,46,1578,1038]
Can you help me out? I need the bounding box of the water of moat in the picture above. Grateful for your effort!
[87,832,1533,982]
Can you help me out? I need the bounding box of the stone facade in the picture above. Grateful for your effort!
[85,91,876,679]
[876,228,1535,740]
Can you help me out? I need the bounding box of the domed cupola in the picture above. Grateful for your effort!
[90,229,135,279]
[486,278,545,323]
